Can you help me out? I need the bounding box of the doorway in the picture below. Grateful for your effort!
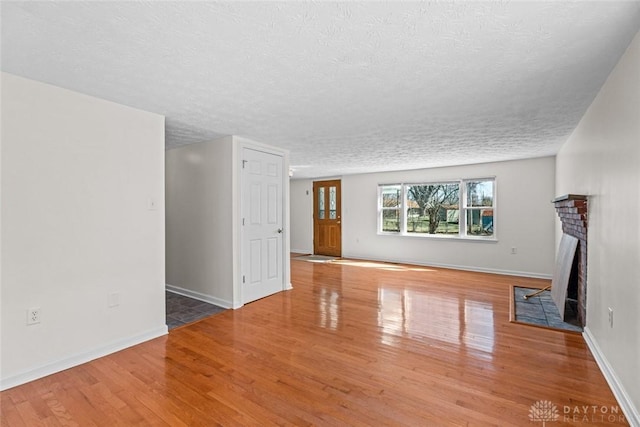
[313,179,341,257]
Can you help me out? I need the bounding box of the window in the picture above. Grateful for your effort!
[406,183,459,235]
[464,179,494,237]
[378,178,495,239]
[380,185,401,232]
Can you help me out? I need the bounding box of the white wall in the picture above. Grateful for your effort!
[165,136,236,307]
[290,157,556,277]
[0,73,166,390]
[290,179,313,253]
[556,31,640,424]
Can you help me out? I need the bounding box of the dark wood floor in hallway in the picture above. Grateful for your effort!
[1,258,626,426]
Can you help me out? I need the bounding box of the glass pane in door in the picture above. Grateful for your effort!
[329,186,337,219]
[318,187,325,219]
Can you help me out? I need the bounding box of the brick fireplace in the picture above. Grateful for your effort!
[553,194,588,327]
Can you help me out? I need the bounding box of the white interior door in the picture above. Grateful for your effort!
[242,148,284,304]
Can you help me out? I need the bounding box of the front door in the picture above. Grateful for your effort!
[242,148,284,304]
[313,180,341,257]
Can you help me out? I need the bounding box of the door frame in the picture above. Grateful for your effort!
[234,137,291,309]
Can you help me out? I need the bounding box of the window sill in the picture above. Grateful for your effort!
[377,232,497,243]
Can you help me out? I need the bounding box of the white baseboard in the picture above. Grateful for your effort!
[0,326,167,391]
[166,284,233,309]
[290,248,312,255]
[341,254,553,280]
[583,327,640,426]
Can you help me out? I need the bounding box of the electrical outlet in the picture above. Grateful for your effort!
[27,307,41,325]
[511,247,517,255]
[608,307,614,328]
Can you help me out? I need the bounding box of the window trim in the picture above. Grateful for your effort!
[377,178,497,241]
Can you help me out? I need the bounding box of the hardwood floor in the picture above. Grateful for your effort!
[1,258,627,426]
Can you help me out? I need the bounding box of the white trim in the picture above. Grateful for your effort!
[313,175,343,182]
[376,231,498,243]
[307,180,314,254]
[341,254,552,279]
[291,248,312,255]
[583,327,640,427]
[0,326,167,391]
[166,284,233,309]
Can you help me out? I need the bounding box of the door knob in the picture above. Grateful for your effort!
[277,228,283,233]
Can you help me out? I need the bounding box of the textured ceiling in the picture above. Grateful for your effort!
[2,2,640,179]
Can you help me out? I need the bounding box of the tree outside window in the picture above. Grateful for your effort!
[406,184,459,234]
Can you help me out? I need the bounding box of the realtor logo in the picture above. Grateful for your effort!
[529,400,559,426]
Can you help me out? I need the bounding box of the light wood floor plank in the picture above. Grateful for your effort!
[1,258,628,426]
